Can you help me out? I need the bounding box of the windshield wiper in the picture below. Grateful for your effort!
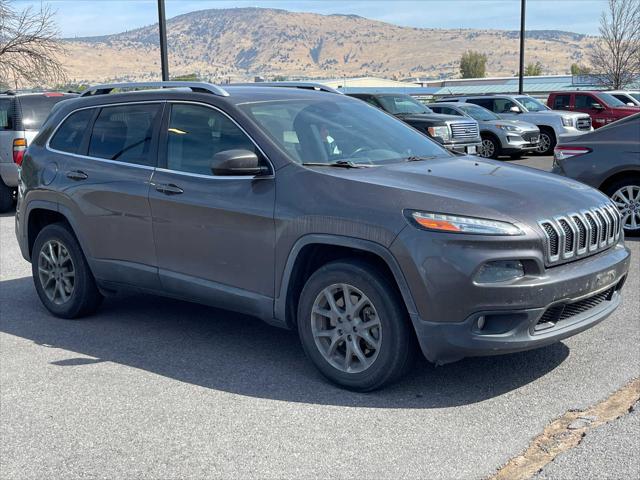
[405,155,440,162]
[302,160,370,169]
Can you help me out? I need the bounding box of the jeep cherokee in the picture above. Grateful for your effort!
[15,82,631,391]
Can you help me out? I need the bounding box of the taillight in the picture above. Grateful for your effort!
[13,138,27,166]
[553,145,591,161]
[43,92,64,97]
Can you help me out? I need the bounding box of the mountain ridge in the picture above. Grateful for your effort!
[58,7,596,84]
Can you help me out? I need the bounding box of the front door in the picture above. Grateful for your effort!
[148,102,276,320]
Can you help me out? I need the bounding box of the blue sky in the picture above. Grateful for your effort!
[15,0,609,37]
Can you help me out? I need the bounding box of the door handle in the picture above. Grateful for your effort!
[66,170,88,181]
[155,183,184,195]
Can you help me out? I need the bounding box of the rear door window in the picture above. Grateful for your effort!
[552,95,571,110]
[467,98,495,111]
[0,98,13,130]
[49,109,94,154]
[88,104,162,166]
[18,95,71,130]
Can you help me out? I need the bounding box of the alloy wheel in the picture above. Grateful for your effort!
[38,240,75,305]
[536,133,551,154]
[479,139,495,158]
[310,283,382,373]
[612,185,640,232]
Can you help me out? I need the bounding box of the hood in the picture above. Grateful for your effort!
[395,112,468,123]
[311,156,610,228]
[483,119,539,131]
[547,110,591,119]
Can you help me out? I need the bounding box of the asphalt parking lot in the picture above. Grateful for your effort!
[1,155,638,479]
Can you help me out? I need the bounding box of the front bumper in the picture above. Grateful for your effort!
[500,131,540,153]
[391,228,631,364]
[440,140,482,155]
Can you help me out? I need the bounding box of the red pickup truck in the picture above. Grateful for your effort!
[548,91,640,128]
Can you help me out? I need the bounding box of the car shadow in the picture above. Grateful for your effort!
[0,276,569,409]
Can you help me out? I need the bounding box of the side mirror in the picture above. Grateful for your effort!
[508,106,521,113]
[627,102,635,107]
[592,103,604,110]
[211,149,268,176]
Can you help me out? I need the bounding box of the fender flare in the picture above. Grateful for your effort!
[274,234,419,328]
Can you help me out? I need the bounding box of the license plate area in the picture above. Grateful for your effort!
[466,145,477,154]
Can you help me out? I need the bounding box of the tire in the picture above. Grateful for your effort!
[604,176,640,237]
[0,178,13,213]
[32,223,103,318]
[535,127,556,156]
[509,152,524,160]
[479,134,500,159]
[297,260,416,391]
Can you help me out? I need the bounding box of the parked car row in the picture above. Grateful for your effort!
[12,81,632,391]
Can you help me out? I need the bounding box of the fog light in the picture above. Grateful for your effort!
[475,260,525,283]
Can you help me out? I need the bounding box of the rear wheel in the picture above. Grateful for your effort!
[535,127,556,155]
[32,223,103,318]
[605,177,640,236]
[0,178,13,213]
[297,260,416,391]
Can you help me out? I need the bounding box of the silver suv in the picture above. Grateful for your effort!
[437,95,592,155]
[428,102,540,159]
[0,91,77,212]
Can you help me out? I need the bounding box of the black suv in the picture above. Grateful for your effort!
[16,82,630,390]
[347,92,481,155]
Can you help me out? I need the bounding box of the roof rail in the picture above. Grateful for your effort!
[230,82,342,94]
[80,81,229,97]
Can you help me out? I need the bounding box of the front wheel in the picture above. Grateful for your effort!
[605,177,640,236]
[297,260,415,391]
[32,223,103,318]
[535,128,556,155]
[479,135,500,159]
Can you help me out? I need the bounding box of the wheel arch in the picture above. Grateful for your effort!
[599,169,640,194]
[275,235,418,330]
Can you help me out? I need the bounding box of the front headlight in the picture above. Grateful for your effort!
[406,211,524,235]
[427,125,451,141]
[495,124,522,133]
[561,117,574,127]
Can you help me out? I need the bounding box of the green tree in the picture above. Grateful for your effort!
[570,63,591,75]
[171,73,200,81]
[459,50,487,79]
[524,61,544,76]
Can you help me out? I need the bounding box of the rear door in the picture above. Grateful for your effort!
[148,102,276,318]
[52,102,163,289]
[551,94,571,111]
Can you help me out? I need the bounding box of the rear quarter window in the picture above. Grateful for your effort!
[0,98,14,130]
[49,109,94,154]
[18,95,71,130]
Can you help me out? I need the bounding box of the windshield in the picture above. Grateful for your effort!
[630,93,640,101]
[238,98,450,165]
[515,96,549,112]
[376,95,433,115]
[457,104,500,121]
[596,92,626,107]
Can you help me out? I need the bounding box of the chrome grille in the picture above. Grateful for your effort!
[450,122,479,139]
[576,117,592,131]
[539,204,621,265]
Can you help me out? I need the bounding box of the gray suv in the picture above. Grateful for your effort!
[0,91,77,212]
[15,82,631,391]
[437,95,592,155]
[428,102,540,159]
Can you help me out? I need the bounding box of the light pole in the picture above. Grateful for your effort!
[518,0,526,94]
[157,0,169,81]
